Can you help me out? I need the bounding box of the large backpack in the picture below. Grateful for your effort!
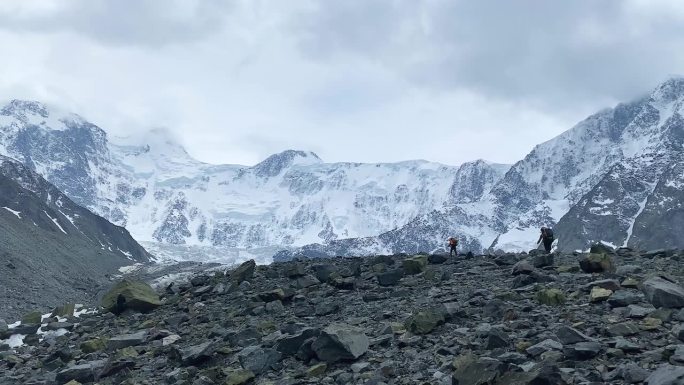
[544,228,554,239]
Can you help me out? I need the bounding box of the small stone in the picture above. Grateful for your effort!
[225,369,255,385]
[107,331,148,350]
[306,363,327,377]
[536,288,566,306]
[555,326,595,345]
[642,317,663,330]
[590,286,613,302]
[404,308,446,335]
[526,339,563,357]
[607,322,640,337]
[80,338,107,353]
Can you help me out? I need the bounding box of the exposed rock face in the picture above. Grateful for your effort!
[0,156,151,321]
[0,250,683,384]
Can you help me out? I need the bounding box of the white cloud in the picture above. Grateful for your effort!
[0,0,682,166]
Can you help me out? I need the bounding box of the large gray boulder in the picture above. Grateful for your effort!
[229,259,256,284]
[642,277,684,309]
[312,323,369,363]
[645,364,684,385]
[101,279,161,314]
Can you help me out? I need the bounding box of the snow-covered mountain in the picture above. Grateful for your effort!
[279,78,684,259]
[2,78,682,260]
[0,100,509,258]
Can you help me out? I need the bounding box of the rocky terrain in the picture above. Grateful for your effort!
[1,245,684,384]
[0,155,152,321]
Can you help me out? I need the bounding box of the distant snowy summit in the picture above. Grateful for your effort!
[0,100,506,254]
[1,77,683,258]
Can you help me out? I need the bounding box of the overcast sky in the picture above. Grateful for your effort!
[1,0,683,166]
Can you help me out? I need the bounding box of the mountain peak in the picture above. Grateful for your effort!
[1,99,49,119]
[650,76,684,103]
[252,150,322,177]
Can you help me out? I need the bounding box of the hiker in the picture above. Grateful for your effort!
[537,227,555,253]
[447,237,459,256]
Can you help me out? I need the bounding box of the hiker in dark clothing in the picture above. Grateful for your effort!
[537,227,555,253]
[447,237,459,256]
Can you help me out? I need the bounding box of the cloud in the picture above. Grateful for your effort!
[290,0,684,111]
[0,0,234,47]
[0,1,683,167]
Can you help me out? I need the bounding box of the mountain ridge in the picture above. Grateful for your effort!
[1,78,683,261]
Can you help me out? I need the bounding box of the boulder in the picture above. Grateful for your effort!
[0,319,8,339]
[283,263,306,278]
[190,275,210,287]
[536,288,566,306]
[311,264,336,282]
[428,254,448,264]
[81,338,107,353]
[526,339,563,357]
[21,311,42,325]
[296,274,321,288]
[672,324,684,342]
[275,328,321,356]
[451,354,502,385]
[238,346,282,374]
[555,326,595,345]
[377,269,404,286]
[590,287,613,302]
[312,323,369,363]
[225,369,255,385]
[512,260,534,276]
[403,255,428,275]
[404,308,446,335]
[590,243,615,254]
[171,341,215,366]
[494,253,519,266]
[107,331,148,351]
[608,290,644,308]
[642,277,684,309]
[582,279,621,293]
[645,364,684,385]
[579,253,615,273]
[497,364,566,385]
[563,341,602,360]
[229,259,256,284]
[101,279,161,314]
[533,253,554,268]
[607,322,640,337]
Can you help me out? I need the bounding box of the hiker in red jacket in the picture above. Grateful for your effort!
[447,237,459,256]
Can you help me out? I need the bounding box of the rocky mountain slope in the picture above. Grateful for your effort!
[0,155,151,321]
[284,78,684,258]
[1,246,684,384]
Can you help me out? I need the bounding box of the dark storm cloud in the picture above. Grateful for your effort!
[292,0,684,109]
[0,0,234,47]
